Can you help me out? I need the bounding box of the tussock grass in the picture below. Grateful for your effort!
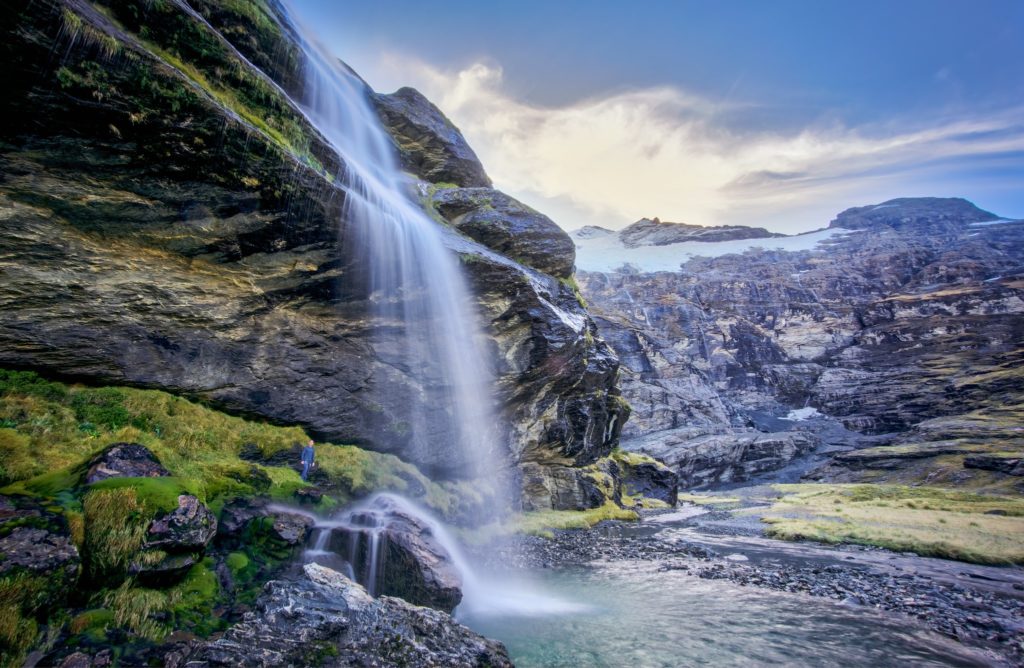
[677,492,741,506]
[83,487,150,582]
[466,502,639,542]
[0,368,479,525]
[763,484,1024,564]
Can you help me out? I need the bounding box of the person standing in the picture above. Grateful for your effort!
[300,439,316,481]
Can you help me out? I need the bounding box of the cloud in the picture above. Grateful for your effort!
[374,55,1024,233]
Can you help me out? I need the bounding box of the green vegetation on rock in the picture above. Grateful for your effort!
[0,369,488,664]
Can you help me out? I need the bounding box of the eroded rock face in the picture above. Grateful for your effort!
[0,0,625,505]
[626,428,818,489]
[432,187,576,279]
[577,198,1024,487]
[85,443,170,484]
[372,87,492,188]
[166,563,512,668]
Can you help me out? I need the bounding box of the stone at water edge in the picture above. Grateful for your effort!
[164,563,512,668]
[85,443,170,484]
[329,496,463,613]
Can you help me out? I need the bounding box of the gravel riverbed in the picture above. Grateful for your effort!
[478,506,1024,667]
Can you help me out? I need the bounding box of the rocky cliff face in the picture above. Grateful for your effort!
[0,0,626,506]
[576,199,1024,491]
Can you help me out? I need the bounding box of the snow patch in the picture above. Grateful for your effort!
[781,407,822,421]
[573,228,858,273]
[969,219,1017,227]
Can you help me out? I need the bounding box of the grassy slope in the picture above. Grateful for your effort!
[0,369,468,666]
[760,483,1024,565]
[0,369,462,514]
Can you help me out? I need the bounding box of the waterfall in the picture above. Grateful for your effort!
[278,6,506,498]
[265,7,587,618]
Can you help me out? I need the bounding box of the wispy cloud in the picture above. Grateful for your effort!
[377,55,1024,233]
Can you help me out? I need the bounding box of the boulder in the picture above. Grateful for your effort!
[519,462,609,512]
[85,443,169,484]
[432,187,576,279]
[330,496,462,613]
[270,512,315,545]
[617,456,678,506]
[145,495,218,552]
[165,563,511,668]
[217,498,268,539]
[372,87,492,188]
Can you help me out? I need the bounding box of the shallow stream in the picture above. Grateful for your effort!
[458,561,992,667]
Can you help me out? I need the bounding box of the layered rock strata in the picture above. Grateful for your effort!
[576,199,1024,489]
[0,0,626,506]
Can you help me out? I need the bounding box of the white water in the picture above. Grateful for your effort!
[280,6,503,490]
[279,494,585,617]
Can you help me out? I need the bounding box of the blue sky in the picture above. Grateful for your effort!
[291,0,1024,233]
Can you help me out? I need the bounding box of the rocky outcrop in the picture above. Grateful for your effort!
[0,0,625,506]
[373,87,492,188]
[829,197,998,231]
[85,443,169,484]
[619,217,781,248]
[0,495,80,662]
[964,454,1024,476]
[625,428,818,489]
[430,186,576,278]
[577,198,1024,488]
[166,563,512,668]
[0,496,79,582]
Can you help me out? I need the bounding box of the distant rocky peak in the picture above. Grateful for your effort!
[618,217,781,249]
[572,225,617,239]
[829,197,999,231]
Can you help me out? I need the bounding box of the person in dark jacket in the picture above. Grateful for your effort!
[300,439,316,481]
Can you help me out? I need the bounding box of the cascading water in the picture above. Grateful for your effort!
[279,495,587,618]
[282,6,503,494]
[266,5,584,617]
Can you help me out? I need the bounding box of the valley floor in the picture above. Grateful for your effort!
[481,487,1024,667]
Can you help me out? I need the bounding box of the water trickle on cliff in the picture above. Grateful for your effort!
[280,9,505,500]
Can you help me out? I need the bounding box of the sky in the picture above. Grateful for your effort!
[290,0,1024,234]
